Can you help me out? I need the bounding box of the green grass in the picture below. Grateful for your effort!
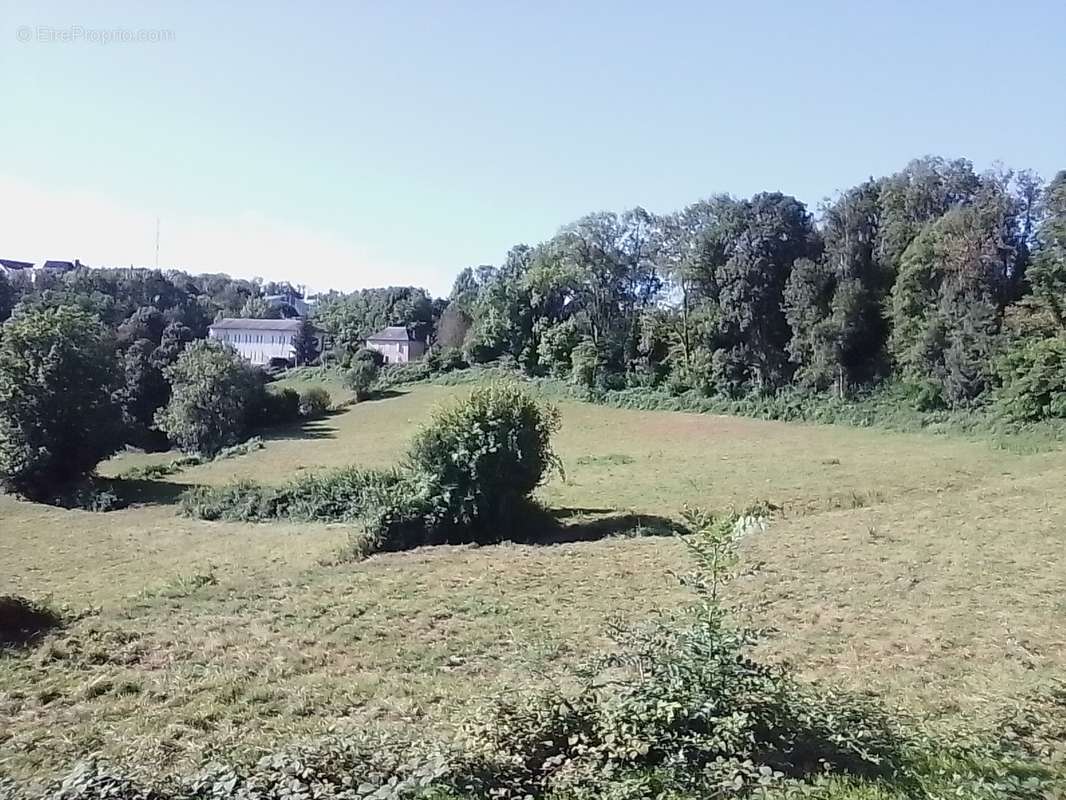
[2,379,1065,789]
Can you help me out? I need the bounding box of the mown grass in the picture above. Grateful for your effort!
[2,378,1065,790]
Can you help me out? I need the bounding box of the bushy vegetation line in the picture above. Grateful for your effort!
[180,382,562,557]
[381,363,1066,451]
[10,514,1061,799]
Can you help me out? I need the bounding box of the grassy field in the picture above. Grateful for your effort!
[2,377,1065,788]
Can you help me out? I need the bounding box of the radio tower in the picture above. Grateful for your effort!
[154,217,160,269]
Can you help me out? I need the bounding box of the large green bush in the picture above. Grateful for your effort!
[346,359,380,401]
[996,336,1066,422]
[407,382,561,535]
[154,340,264,455]
[299,386,332,418]
[0,306,122,500]
[252,386,301,427]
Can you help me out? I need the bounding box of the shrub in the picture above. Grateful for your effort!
[179,466,415,525]
[299,386,332,418]
[252,387,301,427]
[996,336,1066,422]
[52,483,125,512]
[569,337,600,391]
[0,306,122,501]
[346,359,380,401]
[155,341,265,455]
[354,347,385,367]
[376,359,431,388]
[407,382,561,535]
[424,346,467,374]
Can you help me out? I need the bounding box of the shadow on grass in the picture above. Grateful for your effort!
[108,478,189,507]
[499,505,683,547]
[366,388,409,402]
[0,595,63,649]
[537,509,683,544]
[258,418,338,442]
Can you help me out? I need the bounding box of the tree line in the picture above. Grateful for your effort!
[436,157,1066,418]
[3,154,1065,503]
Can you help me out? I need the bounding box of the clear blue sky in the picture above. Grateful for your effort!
[2,0,1064,295]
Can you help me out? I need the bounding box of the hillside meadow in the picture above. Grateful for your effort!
[2,377,1065,788]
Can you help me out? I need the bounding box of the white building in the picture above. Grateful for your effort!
[365,326,426,364]
[209,318,304,366]
[0,259,34,278]
[264,291,313,317]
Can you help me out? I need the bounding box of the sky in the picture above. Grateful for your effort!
[1,1,1064,296]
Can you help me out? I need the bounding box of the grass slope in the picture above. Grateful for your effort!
[1,378,1064,787]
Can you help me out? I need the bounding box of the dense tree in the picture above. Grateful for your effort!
[876,157,982,276]
[117,305,166,343]
[712,193,818,392]
[0,306,121,499]
[996,335,1066,421]
[551,208,663,371]
[293,318,319,365]
[314,286,433,364]
[118,338,172,448]
[238,296,284,319]
[1028,171,1066,327]
[890,175,1025,405]
[465,245,541,367]
[785,183,887,395]
[155,340,264,454]
[435,301,472,350]
[449,265,497,314]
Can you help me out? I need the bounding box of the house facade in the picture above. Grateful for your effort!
[365,326,425,364]
[209,318,304,366]
[0,259,34,278]
[1,259,84,284]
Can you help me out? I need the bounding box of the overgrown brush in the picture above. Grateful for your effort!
[413,366,1066,452]
[299,386,332,418]
[178,466,408,523]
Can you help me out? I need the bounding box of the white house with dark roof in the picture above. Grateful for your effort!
[209,318,305,366]
[365,326,425,364]
[0,259,34,277]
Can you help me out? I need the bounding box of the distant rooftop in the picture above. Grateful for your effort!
[210,318,304,331]
[0,259,33,270]
[367,325,413,342]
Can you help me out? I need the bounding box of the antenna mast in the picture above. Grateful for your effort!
[154,217,160,269]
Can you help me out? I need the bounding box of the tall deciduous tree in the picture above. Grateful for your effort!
[1029,171,1066,326]
[785,182,887,395]
[0,306,121,499]
[715,193,817,391]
